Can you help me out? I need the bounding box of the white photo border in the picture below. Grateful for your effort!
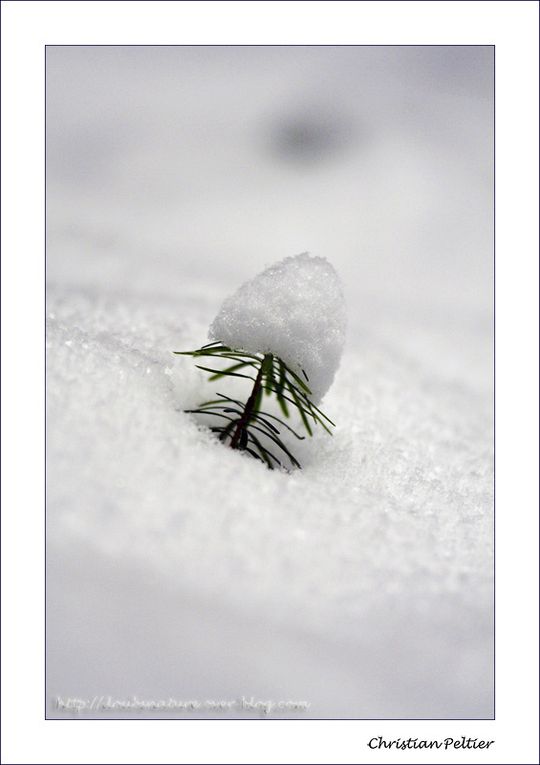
[1,1,538,764]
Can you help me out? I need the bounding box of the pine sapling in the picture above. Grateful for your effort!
[174,342,335,470]
[174,253,346,471]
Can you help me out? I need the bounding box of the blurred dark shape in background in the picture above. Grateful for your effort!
[268,108,359,165]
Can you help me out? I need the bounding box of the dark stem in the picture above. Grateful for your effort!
[229,354,269,450]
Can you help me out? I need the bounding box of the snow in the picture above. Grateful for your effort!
[46,45,493,719]
[208,252,347,403]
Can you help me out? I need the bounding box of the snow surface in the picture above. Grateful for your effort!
[209,252,347,402]
[46,45,493,719]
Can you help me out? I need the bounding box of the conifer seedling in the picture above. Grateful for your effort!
[174,253,346,470]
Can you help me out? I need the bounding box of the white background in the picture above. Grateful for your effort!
[1,1,538,764]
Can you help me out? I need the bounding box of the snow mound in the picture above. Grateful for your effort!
[209,253,347,402]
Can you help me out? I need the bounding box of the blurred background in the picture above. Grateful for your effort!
[47,45,493,389]
[46,46,493,719]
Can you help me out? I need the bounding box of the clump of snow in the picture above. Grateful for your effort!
[209,253,347,402]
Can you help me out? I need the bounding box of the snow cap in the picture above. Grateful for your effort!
[209,252,346,402]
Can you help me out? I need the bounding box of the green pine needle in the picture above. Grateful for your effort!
[174,343,335,470]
